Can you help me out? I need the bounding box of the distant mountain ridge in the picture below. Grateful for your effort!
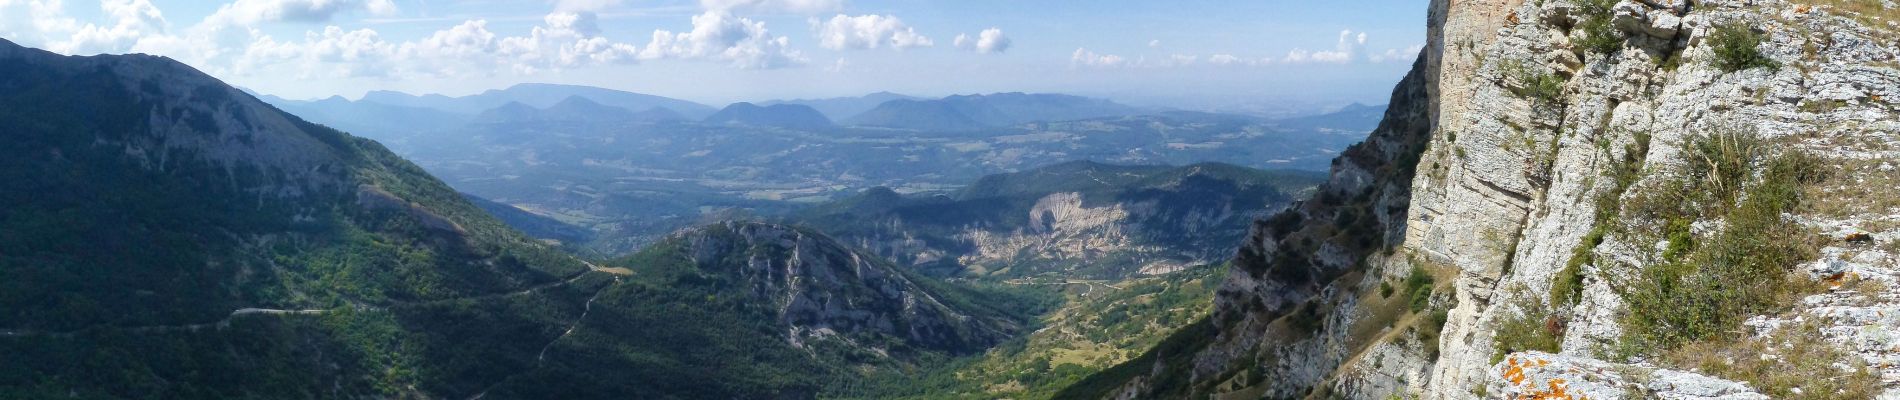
[703,102,832,130]
[761,91,918,121]
[360,83,716,118]
[470,96,683,124]
[797,161,1326,278]
[844,92,1147,130]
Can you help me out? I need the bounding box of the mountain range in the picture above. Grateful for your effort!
[844,93,1149,131]
[759,91,918,121]
[796,161,1325,279]
[471,96,685,125]
[360,83,718,118]
[0,38,1045,399]
[703,102,833,130]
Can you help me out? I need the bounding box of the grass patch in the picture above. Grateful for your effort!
[1665,322,1880,399]
[1419,307,1451,360]
[1800,99,1848,114]
[1491,287,1563,364]
[1709,23,1781,73]
[1798,0,1900,32]
[1803,156,1900,219]
[1614,128,1827,354]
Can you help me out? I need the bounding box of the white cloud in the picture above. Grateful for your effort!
[496,12,638,73]
[552,0,620,12]
[2,0,803,81]
[1368,44,1423,63]
[1207,53,1272,66]
[1070,47,1125,68]
[1148,39,1159,48]
[1074,48,1209,69]
[227,11,641,79]
[203,0,396,28]
[239,25,395,78]
[700,0,840,14]
[641,11,803,69]
[953,27,1008,54]
[825,57,846,72]
[814,14,930,51]
[50,0,168,55]
[1282,29,1366,64]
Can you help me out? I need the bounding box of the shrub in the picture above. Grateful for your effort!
[1708,23,1780,73]
[1575,0,1623,54]
[1685,124,1769,202]
[1502,59,1566,107]
[1403,266,1436,312]
[1616,129,1825,351]
[1492,288,1562,364]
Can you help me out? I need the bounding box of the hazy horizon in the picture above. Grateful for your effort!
[0,0,1427,109]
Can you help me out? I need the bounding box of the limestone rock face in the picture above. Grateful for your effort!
[1069,0,1900,398]
[667,221,1019,353]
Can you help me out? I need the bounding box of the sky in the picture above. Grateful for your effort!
[0,0,1428,108]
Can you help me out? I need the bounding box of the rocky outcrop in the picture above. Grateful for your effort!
[804,162,1320,279]
[1484,352,1768,399]
[661,221,1019,353]
[1069,0,1900,398]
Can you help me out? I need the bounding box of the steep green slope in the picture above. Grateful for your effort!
[0,40,1049,400]
[0,38,614,399]
[895,264,1225,399]
[0,39,588,333]
[487,221,1055,399]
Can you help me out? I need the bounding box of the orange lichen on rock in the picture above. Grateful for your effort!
[1499,356,1587,400]
[1504,357,1529,386]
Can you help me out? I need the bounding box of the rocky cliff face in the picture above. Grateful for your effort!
[1068,0,1900,398]
[800,162,1322,279]
[638,221,1022,354]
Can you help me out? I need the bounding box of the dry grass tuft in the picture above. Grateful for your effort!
[1665,321,1882,399]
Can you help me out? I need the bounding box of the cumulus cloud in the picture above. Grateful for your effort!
[700,0,840,14]
[1070,47,1126,68]
[952,27,1008,54]
[641,11,803,69]
[1073,48,1209,69]
[203,0,396,28]
[240,25,396,78]
[4,0,814,79]
[230,11,641,79]
[1283,29,1374,64]
[814,14,930,51]
[1369,44,1424,63]
[50,0,168,55]
[1207,53,1272,66]
[497,12,638,73]
[552,0,621,12]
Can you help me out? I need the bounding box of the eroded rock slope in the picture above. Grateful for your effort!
[1062,0,1900,398]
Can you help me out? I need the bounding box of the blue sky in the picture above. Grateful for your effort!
[0,0,1427,108]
